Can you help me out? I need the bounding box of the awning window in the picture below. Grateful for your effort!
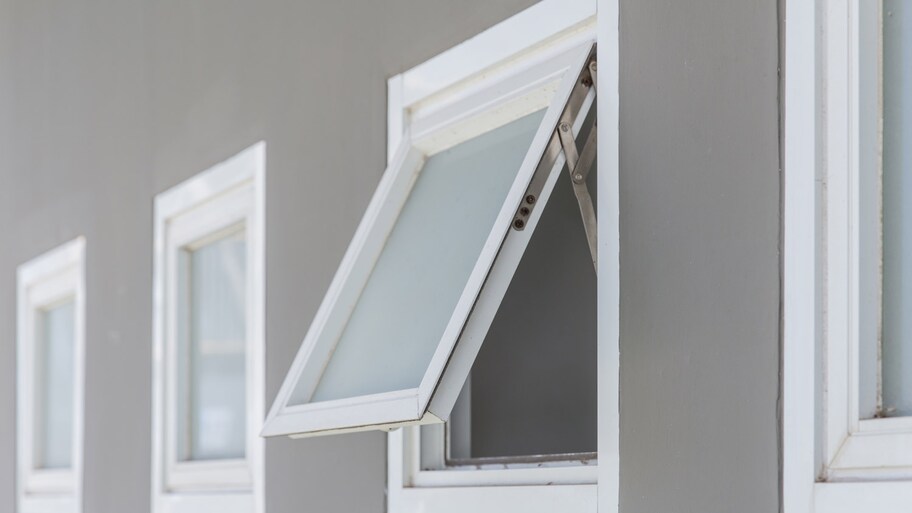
[263,43,597,438]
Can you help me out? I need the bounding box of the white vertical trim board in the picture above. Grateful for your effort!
[596,0,621,511]
[17,237,86,513]
[151,142,266,513]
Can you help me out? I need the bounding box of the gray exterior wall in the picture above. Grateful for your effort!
[0,1,780,513]
[618,1,781,512]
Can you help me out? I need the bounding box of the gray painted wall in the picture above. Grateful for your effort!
[0,0,780,512]
[618,1,780,512]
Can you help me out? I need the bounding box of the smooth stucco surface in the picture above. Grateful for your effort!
[0,0,780,512]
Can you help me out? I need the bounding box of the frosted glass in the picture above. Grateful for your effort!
[882,1,912,416]
[35,301,75,469]
[177,230,247,460]
[304,110,546,404]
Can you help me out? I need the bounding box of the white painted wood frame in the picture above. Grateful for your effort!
[783,0,912,511]
[151,142,265,513]
[17,237,86,513]
[382,0,620,512]
[262,0,601,440]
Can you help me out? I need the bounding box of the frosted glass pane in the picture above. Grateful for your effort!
[35,301,75,469]
[177,230,247,460]
[882,1,912,416]
[304,110,546,404]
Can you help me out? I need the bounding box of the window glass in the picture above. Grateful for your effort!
[881,0,912,417]
[34,300,75,469]
[177,229,247,460]
[300,110,547,404]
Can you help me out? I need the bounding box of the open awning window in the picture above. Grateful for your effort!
[263,43,598,437]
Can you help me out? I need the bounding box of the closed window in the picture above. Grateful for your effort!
[152,142,265,513]
[17,238,86,513]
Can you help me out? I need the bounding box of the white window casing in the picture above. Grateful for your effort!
[784,0,912,511]
[151,142,265,513]
[17,238,86,513]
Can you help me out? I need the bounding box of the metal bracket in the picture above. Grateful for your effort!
[512,57,598,273]
[558,119,598,272]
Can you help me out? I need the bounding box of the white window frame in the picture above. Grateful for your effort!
[384,1,619,512]
[17,237,86,513]
[784,0,912,511]
[151,142,265,513]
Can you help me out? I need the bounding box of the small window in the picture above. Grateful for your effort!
[262,42,597,438]
[17,238,85,513]
[152,142,265,513]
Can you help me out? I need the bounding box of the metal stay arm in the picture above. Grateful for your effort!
[512,56,599,274]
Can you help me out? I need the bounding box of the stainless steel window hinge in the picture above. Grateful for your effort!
[512,58,598,274]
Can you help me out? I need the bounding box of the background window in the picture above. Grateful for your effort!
[152,142,264,513]
[17,237,85,513]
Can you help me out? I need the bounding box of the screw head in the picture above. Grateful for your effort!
[574,173,583,181]
[525,194,536,204]
[519,206,530,216]
[513,219,525,229]
[560,122,570,133]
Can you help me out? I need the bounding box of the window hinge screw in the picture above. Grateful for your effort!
[560,122,571,133]
[525,194,536,204]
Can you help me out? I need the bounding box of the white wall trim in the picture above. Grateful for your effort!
[151,142,265,513]
[17,237,86,513]
[596,0,621,510]
[782,0,818,508]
